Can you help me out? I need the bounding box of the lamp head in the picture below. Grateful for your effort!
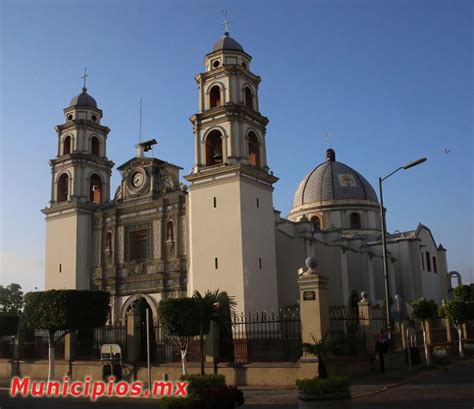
[403,157,427,170]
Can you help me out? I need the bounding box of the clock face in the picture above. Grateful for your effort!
[131,171,145,188]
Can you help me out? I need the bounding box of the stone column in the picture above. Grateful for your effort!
[126,311,141,364]
[298,258,330,353]
[340,250,349,305]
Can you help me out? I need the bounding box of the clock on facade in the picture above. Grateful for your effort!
[131,171,145,188]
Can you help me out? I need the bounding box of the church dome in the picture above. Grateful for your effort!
[69,87,97,108]
[292,149,378,209]
[212,32,244,52]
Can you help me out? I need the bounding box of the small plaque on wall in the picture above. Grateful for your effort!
[303,291,315,301]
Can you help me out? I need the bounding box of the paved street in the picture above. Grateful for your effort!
[0,361,473,408]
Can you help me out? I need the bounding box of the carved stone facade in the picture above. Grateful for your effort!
[90,155,188,321]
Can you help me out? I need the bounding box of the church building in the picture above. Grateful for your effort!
[43,30,450,323]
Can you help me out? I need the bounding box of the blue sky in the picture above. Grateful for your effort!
[0,0,472,292]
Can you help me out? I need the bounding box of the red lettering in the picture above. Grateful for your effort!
[83,376,91,396]
[153,381,173,396]
[46,381,60,396]
[91,381,105,401]
[174,381,188,397]
[10,377,29,397]
[31,381,45,397]
[130,381,142,396]
[115,381,129,396]
[70,381,82,396]
[62,376,69,396]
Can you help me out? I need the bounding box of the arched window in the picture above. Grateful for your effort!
[57,173,69,202]
[205,130,223,166]
[245,87,253,109]
[166,221,174,241]
[350,213,361,229]
[209,85,221,108]
[248,131,260,167]
[311,216,321,231]
[90,174,102,204]
[91,136,100,156]
[63,136,71,155]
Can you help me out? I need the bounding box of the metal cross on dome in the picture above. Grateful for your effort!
[325,133,333,148]
[222,10,231,33]
[81,67,88,89]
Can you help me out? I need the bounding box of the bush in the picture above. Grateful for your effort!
[175,374,244,409]
[181,374,226,389]
[296,376,350,396]
[196,385,244,409]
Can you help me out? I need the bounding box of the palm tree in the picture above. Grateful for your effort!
[302,333,330,379]
[192,290,236,375]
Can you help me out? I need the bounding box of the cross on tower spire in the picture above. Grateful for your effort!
[222,10,231,34]
[81,67,88,91]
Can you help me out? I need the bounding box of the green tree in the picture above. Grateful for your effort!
[192,290,236,376]
[410,298,438,367]
[440,285,474,359]
[0,283,24,315]
[24,290,109,379]
[453,284,474,302]
[0,315,20,336]
[157,298,200,375]
[302,333,330,379]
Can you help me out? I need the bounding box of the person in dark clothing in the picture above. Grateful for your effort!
[375,329,389,373]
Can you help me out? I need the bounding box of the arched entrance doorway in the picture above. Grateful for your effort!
[124,296,156,362]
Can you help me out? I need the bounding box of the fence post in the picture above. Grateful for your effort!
[298,258,330,358]
[445,318,452,343]
[64,332,76,361]
[400,321,407,350]
[126,310,141,364]
[358,294,375,354]
[206,321,220,373]
[424,320,433,347]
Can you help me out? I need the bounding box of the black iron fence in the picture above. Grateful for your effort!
[76,325,127,360]
[329,305,366,356]
[21,329,65,360]
[153,327,201,364]
[220,309,302,363]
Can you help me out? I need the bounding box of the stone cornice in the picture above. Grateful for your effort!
[190,103,269,127]
[56,120,110,135]
[50,153,114,169]
[195,65,261,85]
[185,163,278,189]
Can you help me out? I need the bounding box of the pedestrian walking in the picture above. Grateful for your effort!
[375,329,389,373]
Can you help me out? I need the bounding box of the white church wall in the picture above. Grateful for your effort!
[239,178,279,314]
[346,250,369,301]
[275,229,304,309]
[187,179,245,312]
[417,228,444,304]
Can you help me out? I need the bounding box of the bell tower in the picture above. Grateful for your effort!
[186,30,279,313]
[43,72,114,290]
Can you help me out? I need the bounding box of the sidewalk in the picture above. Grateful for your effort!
[242,358,474,405]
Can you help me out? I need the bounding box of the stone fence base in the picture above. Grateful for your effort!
[0,355,373,386]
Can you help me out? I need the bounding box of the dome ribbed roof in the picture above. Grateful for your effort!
[292,149,378,209]
[69,87,97,108]
[212,32,244,52]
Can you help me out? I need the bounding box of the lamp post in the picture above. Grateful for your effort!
[379,157,427,339]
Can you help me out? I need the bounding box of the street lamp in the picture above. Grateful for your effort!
[379,157,427,339]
